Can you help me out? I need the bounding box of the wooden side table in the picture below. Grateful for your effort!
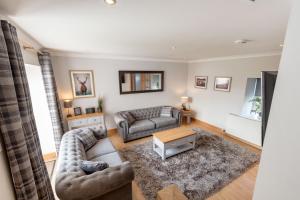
[181,110,194,124]
[157,184,188,200]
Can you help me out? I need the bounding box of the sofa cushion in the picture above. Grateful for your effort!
[129,119,155,134]
[74,128,98,151]
[86,138,116,160]
[160,106,172,117]
[150,117,177,128]
[92,152,123,167]
[80,160,109,174]
[121,112,136,126]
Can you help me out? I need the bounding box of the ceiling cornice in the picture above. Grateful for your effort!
[49,50,282,64]
[49,50,188,64]
[188,51,282,63]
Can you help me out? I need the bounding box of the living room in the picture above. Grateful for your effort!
[0,0,299,200]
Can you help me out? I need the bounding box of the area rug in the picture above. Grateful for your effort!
[119,130,259,200]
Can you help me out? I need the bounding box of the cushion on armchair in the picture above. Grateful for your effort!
[75,129,98,150]
[88,124,107,139]
[80,160,109,174]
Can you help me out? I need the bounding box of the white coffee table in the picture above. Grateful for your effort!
[153,128,196,160]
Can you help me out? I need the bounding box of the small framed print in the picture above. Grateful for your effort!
[195,76,208,89]
[214,77,232,92]
[85,107,96,114]
[70,70,95,98]
[73,107,82,116]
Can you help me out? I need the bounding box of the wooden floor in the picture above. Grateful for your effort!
[109,120,261,200]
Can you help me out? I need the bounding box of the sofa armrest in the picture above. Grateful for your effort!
[172,108,182,125]
[55,161,134,200]
[114,113,128,128]
[114,113,129,141]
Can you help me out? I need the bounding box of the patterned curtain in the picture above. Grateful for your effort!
[38,52,64,152]
[0,20,54,200]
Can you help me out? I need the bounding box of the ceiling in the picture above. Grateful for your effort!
[0,0,292,61]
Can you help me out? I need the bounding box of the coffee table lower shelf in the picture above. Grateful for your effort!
[153,143,194,160]
[153,133,196,160]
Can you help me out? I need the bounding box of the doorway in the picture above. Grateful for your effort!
[261,71,278,146]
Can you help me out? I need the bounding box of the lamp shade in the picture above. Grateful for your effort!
[63,99,73,108]
[181,96,190,103]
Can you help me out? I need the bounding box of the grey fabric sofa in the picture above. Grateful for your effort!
[114,106,182,142]
[55,129,134,200]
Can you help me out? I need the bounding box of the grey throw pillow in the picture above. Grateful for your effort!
[121,112,136,126]
[74,128,98,151]
[160,106,172,117]
[80,160,109,174]
[88,125,107,139]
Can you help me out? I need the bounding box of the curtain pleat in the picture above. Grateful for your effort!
[38,52,64,152]
[0,20,54,200]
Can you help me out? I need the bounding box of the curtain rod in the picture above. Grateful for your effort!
[22,42,43,55]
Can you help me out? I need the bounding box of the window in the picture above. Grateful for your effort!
[25,64,56,155]
[241,78,262,120]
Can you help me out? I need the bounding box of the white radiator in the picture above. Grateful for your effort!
[225,113,262,147]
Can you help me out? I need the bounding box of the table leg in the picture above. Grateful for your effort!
[162,145,166,160]
[187,116,191,124]
[192,139,196,149]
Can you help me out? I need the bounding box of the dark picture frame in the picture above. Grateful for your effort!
[119,71,164,95]
[73,107,82,116]
[214,77,232,92]
[85,107,96,114]
[195,76,208,89]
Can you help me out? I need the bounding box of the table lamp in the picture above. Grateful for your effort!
[181,96,190,111]
[63,99,73,118]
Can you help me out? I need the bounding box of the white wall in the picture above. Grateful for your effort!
[52,55,188,129]
[0,14,42,200]
[187,55,281,129]
[254,1,300,199]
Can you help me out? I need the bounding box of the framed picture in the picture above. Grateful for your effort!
[195,76,208,89]
[70,70,95,98]
[85,107,96,114]
[214,77,232,92]
[73,107,82,116]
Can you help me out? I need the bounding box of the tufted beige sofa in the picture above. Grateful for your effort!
[55,130,134,200]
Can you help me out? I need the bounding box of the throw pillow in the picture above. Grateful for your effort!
[121,112,136,126]
[88,125,107,139]
[160,106,172,117]
[74,128,98,151]
[80,160,109,174]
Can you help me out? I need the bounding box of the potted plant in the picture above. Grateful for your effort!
[98,96,103,113]
[249,96,262,119]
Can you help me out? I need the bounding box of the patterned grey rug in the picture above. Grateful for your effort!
[119,130,259,200]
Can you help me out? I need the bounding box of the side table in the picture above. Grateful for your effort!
[181,110,194,124]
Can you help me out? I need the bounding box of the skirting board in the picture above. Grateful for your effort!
[193,119,262,150]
